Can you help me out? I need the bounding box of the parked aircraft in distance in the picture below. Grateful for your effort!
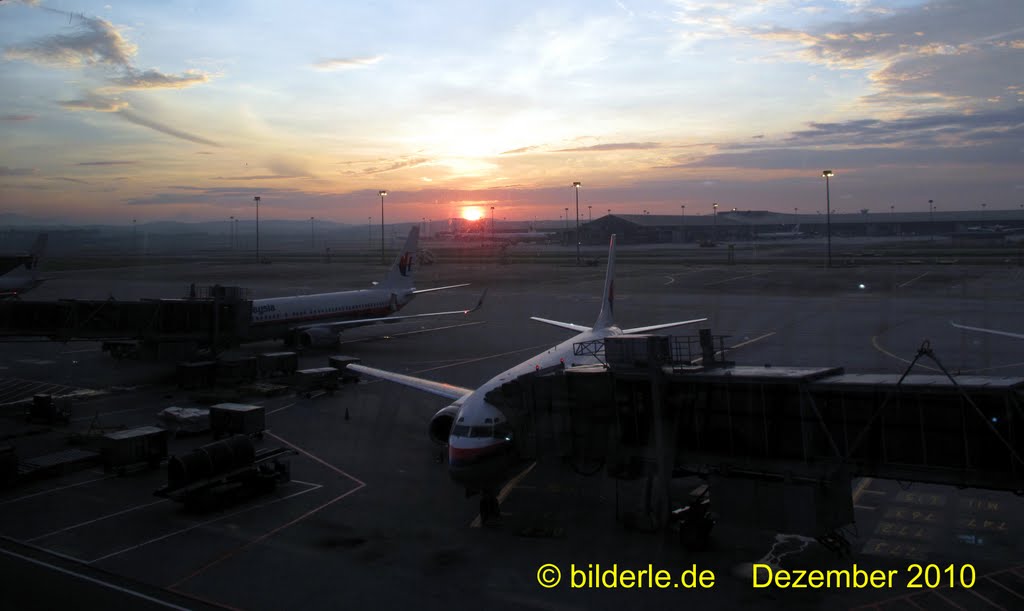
[350,234,706,520]
[0,234,48,298]
[245,227,483,347]
[757,224,805,240]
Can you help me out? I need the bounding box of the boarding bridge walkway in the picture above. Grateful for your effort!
[0,286,251,351]
[484,332,1024,537]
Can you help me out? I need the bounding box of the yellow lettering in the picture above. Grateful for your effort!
[619,570,634,589]
[752,564,773,588]
[699,569,715,589]
[654,570,671,588]
[807,570,823,588]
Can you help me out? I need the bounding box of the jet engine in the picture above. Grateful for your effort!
[428,404,461,445]
[297,327,338,348]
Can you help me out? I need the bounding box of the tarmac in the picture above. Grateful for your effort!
[1,238,1022,610]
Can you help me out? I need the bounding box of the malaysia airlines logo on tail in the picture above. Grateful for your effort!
[399,252,413,277]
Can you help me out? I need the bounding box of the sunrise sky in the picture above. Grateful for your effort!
[1,0,1021,224]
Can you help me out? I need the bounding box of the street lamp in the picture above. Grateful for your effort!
[680,204,685,243]
[573,182,581,264]
[310,216,315,250]
[928,199,934,242]
[588,205,592,223]
[229,215,235,249]
[822,171,833,267]
[712,202,718,242]
[253,196,261,263]
[379,190,387,264]
[367,216,372,250]
[490,206,495,239]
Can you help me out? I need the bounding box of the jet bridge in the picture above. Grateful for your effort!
[484,332,1024,543]
[0,285,252,356]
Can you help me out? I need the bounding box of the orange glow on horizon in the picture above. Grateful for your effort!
[460,206,484,221]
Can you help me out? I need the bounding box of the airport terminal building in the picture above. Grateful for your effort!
[574,210,1024,245]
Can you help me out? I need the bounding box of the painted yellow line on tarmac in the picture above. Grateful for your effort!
[470,461,538,528]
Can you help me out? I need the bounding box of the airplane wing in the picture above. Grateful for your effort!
[622,317,708,334]
[348,364,473,400]
[529,317,592,333]
[412,283,470,294]
[951,321,1024,340]
[294,290,487,332]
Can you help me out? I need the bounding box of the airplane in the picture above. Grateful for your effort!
[0,234,48,298]
[757,224,804,240]
[349,233,707,520]
[950,321,1024,341]
[244,226,483,347]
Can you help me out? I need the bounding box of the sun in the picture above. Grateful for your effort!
[461,206,484,221]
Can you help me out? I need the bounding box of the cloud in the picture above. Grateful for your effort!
[58,94,129,112]
[76,160,138,166]
[668,106,1024,171]
[51,176,91,185]
[4,15,136,67]
[117,109,222,147]
[0,114,36,121]
[361,157,431,175]
[215,175,301,181]
[555,142,662,152]
[0,167,37,176]
[106,68,210,90]
[500,145,544,155]
[750,0,1024,108]
[311,56,383,71]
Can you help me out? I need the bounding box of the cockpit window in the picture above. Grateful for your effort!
[451,424,470,436]
[468,426,492,438]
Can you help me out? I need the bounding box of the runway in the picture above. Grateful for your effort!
[1,243,1022,610]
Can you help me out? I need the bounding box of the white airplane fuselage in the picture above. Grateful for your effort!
[444,324,623,488]
[246,287,415,342]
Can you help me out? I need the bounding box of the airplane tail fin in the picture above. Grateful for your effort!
[29,233,47,269]
[381,226,419,290]
[593,234,616,330]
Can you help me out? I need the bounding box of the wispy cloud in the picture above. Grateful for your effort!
[215,174,301,181]
[76,160,138,166]
[58,93,129,112]
[117,109,222,147]
[0,166,37,177]
[360,157,431,175]
[106,68,210,90]
[311,56,383,71]
[500,145,544,155]
[555,142,662,152]
[0,114,36,121]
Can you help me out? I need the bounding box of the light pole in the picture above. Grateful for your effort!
[712,202,718,242]
[573,182,581,265]
[680,204,685,243]
[368,216,372,250]
[132,218,136,248]
[490,206,495,239]
[229,215,235,249]
[588,205,592,223]
[890,205,895,236]
[929,199,934,242]
[379,190,387,264]
[822,171,833,267]
[310,216,315,250]
[253,196,261,263]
